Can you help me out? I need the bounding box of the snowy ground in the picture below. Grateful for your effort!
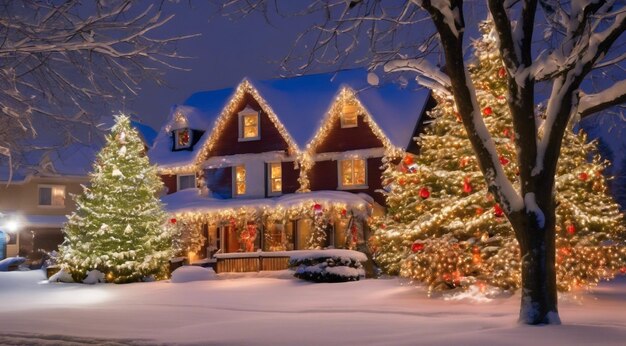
[0,270,625,345]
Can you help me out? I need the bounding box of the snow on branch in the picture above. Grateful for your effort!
[384,59,451,97]
[532,2,624,81]
[578,80,626,118]
[0,0,196,174]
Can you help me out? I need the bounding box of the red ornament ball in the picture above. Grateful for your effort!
[498,67,506,78]
[566,224,576,235]
[620,267,626,274]
[411,242,425,253]
[499,156,510,165]
[578,172,589,181]
[403,155,414,166]
[170,218,177,224]
[463,177,472,194]
[483,107,493,116]
[476,207,484,215]
[399,178,406,186]
[313,203,322,211]
[419,187,431,199]
[494,204,504,217]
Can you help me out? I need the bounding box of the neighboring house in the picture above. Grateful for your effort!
[0,144,96,263]
[0,120,156,263]
[150,69,433,257]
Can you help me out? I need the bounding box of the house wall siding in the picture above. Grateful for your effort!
[309,160,338,191]
[0,177,86,215]
[161,175,177,195]
[281,161,300,194]
[314,114,384,153]
[206,93,292,158]
[309,157,385,206]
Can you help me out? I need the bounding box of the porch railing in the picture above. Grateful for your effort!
[215,253,290,273]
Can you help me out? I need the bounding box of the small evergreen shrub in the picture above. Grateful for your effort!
[290,255,365,283]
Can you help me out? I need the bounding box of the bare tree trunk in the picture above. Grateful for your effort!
[512,194,560,324]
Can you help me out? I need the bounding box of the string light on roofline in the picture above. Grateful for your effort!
[158,80,300,176]
[298,87,403,191]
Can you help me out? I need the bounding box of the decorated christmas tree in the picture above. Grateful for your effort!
[60,114,175,283]
[307,203,329,249]
[371,21,626,294]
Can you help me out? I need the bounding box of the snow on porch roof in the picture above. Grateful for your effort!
[161,189,372,218]
[149,69,430,170]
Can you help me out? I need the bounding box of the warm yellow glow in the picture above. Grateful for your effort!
[241,113,259,139]
[341,102,358,127]
[341,159,366,186]
[269,162,282,193]
[235,165,246,195]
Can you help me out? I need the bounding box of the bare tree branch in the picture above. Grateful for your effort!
[579,80,626,118]
[0,0,198,175]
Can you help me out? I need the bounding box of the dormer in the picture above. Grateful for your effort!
[238,106,260,142]
[171,110,192,151]
[169,110,204,152]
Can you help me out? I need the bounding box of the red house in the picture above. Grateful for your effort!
[149,69,432,258]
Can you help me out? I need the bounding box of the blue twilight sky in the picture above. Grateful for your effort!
[122,2,625,157]
[125,2,336,130]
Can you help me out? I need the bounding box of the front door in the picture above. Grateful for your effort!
[222,226,240,253]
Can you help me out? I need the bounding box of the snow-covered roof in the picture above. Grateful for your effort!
[1,120,153,183]
[0,143,99,183]
[251,69,430,149]
[162,189,372,219]
[130,120,158,148]
[148,69,430,170]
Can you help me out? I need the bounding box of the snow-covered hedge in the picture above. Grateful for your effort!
[171,266,216,283]
[289,250,366,283]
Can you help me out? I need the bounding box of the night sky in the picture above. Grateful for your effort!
[124,1,625,169]
[126,2,334,130]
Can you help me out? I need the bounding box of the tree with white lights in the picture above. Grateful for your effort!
[223,0,626,324]
[372,22,625,295]
[60,115,175,283]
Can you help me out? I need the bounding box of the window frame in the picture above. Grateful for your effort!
[233,165,247,196]
[238,108,261,142]
[340,103,359,128]
[173,127,193,151]
[267,162,283,196]
[37,184,66,208]
[337,158,368,190]
[177,174,196,191]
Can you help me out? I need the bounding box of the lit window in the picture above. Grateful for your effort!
[234,165,246,195]
[38,185,65,207]
[177,174,196,191]
[173,128,193,150]
[340,159,366,187]
[268,162,282,194]
[341,102,358,128]
[239,108,260,141]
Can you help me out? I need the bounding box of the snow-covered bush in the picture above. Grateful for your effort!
[171,266,217,283]
[289,250,366,283]
[48,268,75,283]
[83,270,106,284]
